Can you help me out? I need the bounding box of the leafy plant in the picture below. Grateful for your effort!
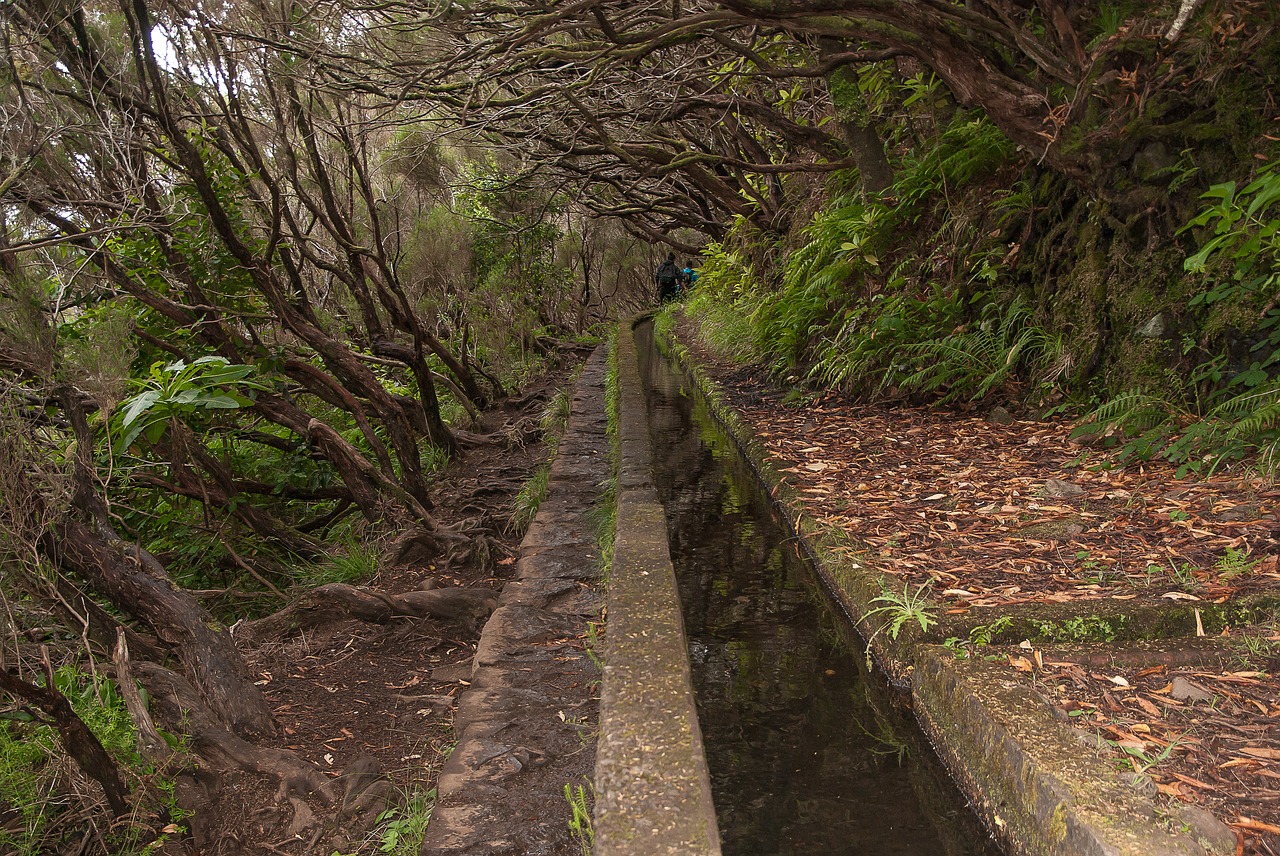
[1215,546,1258,579]
[1231,632,1277,668]
[583,620,604,671]
[894,117,1014,214]
[1033,161,1280,475]
[369,788,435,856]
[1029,615,1122,642]
[1181,163,1280,310]
[540,389,573,438]
[1172,563,1202,590]
[752,197,893,372]
[113,357,265,450]
[689,291,760,364]
[304,537,381,586]
[1111,736,1182,776]
[863,581,936,663]
[807,270,966,395]
[564,779,594,855]
[897,298,1063,402]
[944,615,1013,658]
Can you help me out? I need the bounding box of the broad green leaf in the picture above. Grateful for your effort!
[198,394,245,410]
[118,389,161,428]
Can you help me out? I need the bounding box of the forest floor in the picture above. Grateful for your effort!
[674,315,1280,856]
[199,360,583,855]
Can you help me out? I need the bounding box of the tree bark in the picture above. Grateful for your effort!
[46,519,277,739]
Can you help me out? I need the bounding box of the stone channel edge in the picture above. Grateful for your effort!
[422,346,610,855]
[592,318,723,856]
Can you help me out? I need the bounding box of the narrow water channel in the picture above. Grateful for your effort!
[637,322,1002,856]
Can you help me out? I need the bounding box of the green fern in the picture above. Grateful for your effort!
[895,118,1014,215]
[894,299,1062,403]
[1073,378,1280,474]
[1216,380,1280,438]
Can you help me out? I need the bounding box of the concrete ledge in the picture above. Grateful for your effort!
[914,646,1211,856]
[423,348,609,856]
[594,321,721,856]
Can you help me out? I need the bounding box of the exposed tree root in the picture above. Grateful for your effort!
[239,583,498,645]
[133,662,392,852]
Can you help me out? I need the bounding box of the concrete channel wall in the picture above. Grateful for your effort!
[593,320,723,856]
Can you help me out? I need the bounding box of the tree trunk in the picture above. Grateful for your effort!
[46,519,277,739]
[371,339,460,453]
[841,121,894,194]
[820,39,895,195]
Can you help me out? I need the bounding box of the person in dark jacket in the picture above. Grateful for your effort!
[654,252,681,303]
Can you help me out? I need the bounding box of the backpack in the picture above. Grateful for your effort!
[657,260,679,285]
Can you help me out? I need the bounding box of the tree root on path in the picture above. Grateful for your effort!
[134,662,393,852]
[238,582,498,645]
[384,522,505,574]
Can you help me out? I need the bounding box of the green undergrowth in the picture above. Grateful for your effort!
[0,665,184,855]
[512,379,579,537]
[564,778,594,855]
[594,330,621,583]
[333,786,435,856]
[686,101,1280,475]
[302,535,382,587]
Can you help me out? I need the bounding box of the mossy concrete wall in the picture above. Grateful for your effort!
[914,646,1209,856]
[593,320,722,856]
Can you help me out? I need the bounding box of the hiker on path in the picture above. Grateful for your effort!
[681,260,698,290]
[655,252,682,303]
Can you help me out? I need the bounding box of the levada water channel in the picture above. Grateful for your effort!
[636,320,1003,856]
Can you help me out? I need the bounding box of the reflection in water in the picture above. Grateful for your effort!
[637,323,1000,856]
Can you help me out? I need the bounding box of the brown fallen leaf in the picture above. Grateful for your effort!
[1135,696,1162,717]
[1239,747,1280,760]
[1170,771,1218,791]
[1221,758,1259,769]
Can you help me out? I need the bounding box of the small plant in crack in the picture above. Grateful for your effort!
[863,581,936,665]
[564,778,594,855]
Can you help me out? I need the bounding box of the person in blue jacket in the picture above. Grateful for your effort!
[681,260,699,290]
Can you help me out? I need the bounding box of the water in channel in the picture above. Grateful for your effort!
[637,323,1003,856]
